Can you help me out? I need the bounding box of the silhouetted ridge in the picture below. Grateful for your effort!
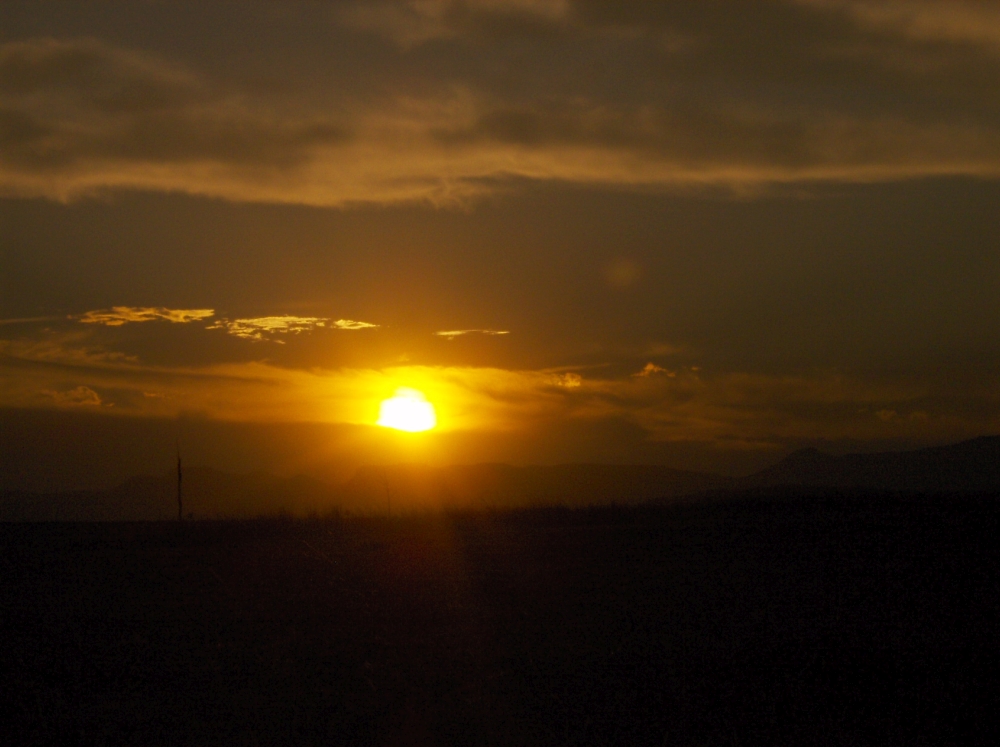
[781,447,826,463]
[749,435,1000,491]
[4,436,999,521]
[1,463,734,520]
[345,463,734,510]
[0,467,344,521]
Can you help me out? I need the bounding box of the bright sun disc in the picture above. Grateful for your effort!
[377,388,437,432]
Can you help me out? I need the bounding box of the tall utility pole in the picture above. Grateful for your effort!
[176,441,183,521]
[380,468,391,517]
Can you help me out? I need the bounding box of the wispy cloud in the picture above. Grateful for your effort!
[41,385,102,406]
[551,372,582,388]
[335,0,571,46]
[3,335,998,448]
[208,316,379,341]
[208,316,328,341]
[0,316,63,326]
[798,0,1000,48]
[333,319,380,330]
[78,307,215,326]
[435,329,510,339]
[5,10,1000,207]
[633,362,674,378]
[0,37,349,201]
[0,335,138,367]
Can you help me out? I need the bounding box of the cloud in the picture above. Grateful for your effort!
[333,319,380,330]
[3,330,999,448]
[41,385,102,406]
[207,315,330,341]
[435,328,510,339]
[0,334,138,367]
[0,316,62,325]
[552,372,581,388]
[71,309,379,339]
[207,315,378,341]
[633,362,674,378]
[77,307,215,326]
[0,37,349,200]
[5,3,1000,206]
[335,0,571,46]
[798,1,1000,49]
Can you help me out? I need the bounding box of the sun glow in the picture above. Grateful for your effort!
[377,388,437,432]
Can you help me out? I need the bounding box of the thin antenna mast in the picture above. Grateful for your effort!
[381,467,391,517]
[176,439,183,522]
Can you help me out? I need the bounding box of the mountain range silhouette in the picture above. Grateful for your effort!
[747,435,1000,491]
[3,435,998,520]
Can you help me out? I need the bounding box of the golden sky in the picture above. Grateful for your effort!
[3,1,1000,488]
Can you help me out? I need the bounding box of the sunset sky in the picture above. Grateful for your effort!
[3,0,1000,490]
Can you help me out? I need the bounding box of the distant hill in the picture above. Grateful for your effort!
[3,436,998,520]
[746,435,1000,492]
[345,463,735,511]
[1,463,733,520]
[0,467,344,522]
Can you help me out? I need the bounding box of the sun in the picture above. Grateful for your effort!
[377,388,437,432]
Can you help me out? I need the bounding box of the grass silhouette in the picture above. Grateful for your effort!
[1,493,996,745]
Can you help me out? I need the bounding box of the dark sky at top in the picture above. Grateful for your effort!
[2,1,1000,488]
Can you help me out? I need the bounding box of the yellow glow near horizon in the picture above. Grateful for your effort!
[376,387,437,432]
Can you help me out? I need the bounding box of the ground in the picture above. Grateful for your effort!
[2,494,997,745]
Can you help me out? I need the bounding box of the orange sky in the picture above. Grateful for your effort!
[3,1,1000,489]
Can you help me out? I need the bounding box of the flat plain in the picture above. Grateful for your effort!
[2,493,997,746]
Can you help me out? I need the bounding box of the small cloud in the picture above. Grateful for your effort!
[42,386,102,406]
[552,372,582,388]
[78,307,215,326]
[634,362,675,378]
[876,409,898,421]
[435,329,510,340]
[208,315,379,341]
[208,315,328,341]
[333,319,379,330]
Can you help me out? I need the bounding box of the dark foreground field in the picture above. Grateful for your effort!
[2,492,997,746]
